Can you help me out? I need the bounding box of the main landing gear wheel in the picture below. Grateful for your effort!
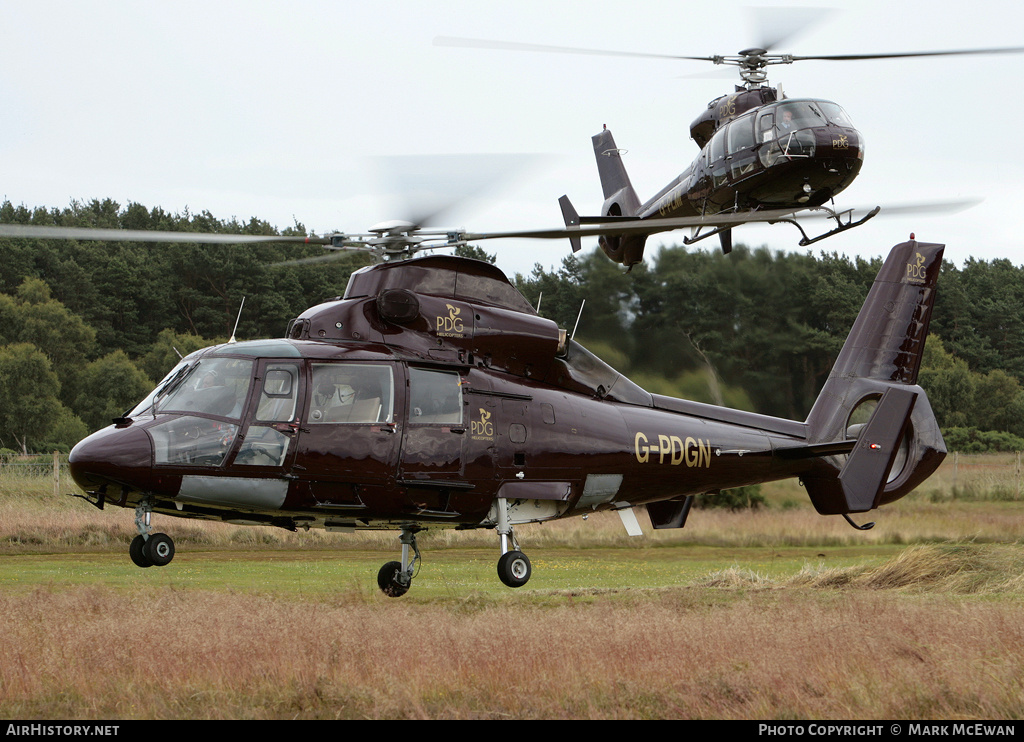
[377,561,410,598]
[129,533,175,568]
[377,527,421,597]
[493,497,532,588]
[497,550,532,588]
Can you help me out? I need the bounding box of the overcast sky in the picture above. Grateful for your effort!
[3,0,1023,279]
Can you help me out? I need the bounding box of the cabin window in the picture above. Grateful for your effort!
[308,363,394,424]
[408,368,463,424]
[726,115,755,154]
[708,128,726,164]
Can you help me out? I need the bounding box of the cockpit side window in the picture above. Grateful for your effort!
[408,368,463,424]
[255,364,299,422]
[235,362,301,468]
[307,363,394,424]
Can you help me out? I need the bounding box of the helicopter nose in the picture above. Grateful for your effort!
[68,424,154,493]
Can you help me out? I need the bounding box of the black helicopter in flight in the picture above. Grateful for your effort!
[435,29,1022,267]
[0,215,945,597]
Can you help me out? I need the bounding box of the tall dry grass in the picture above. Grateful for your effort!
[2,544,1023,719]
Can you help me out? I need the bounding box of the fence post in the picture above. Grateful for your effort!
[953,451,959,493]
[53,450,59,498]
[1017,451,1021,501]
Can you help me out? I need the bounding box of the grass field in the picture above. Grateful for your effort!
[1,454,1023,719]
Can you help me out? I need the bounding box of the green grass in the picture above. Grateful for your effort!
[0,543,902,599]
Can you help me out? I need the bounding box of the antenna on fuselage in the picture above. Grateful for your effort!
[229,297,246,344]
[571,299,586,339]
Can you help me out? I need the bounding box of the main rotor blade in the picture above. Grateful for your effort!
[0,224,332,245]
[752,6,835,52]
[792,46,1024,62]
[461,197,981,243]
[797,198,982,219]
[460,208,806,242]
[434,36,713,63]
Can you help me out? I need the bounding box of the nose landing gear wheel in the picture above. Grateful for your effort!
[129,532,175,568]
[497,550,532,588]
[129,535,152,568]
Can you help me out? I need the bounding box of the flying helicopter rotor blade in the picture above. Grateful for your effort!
[458,197,982,245]
[434,36,715,64]
[458,207,807,242]
[266,250,368,269]
[0,223,332,246]
[370,152,550,229]
[751,6,835,52]
[797,198,983,220]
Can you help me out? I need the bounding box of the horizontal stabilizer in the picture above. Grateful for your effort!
[838,386,918,512]
[774,440,857,460]
[558,195,582,253]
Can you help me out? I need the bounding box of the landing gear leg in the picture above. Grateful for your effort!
[377,527,421,597]
[129,500,175,568]
[494,497,531,588]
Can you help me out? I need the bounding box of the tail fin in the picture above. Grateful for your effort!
[592,128,647,267]
[802,239,947,515]
[593,128,641,213]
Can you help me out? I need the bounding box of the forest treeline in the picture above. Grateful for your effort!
[1,198,1022,454]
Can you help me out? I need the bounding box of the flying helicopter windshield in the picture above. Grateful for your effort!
[772,102,825,134]
[127,358,192,418]
[816,101,854,128]
[764,100,852,137]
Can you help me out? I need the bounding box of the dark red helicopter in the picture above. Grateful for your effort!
[435,34,1023,266]
[7,219,945,597]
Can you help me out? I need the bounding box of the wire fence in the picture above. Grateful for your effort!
[0,452,70,496]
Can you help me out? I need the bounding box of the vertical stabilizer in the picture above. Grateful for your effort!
[801,239,947,515]
[592,129,641,213]
[592,128,646,266]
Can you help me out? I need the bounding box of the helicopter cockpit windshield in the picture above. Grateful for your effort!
[122,356,256,468]
[757,99,854,141]
[145,357,253,421]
